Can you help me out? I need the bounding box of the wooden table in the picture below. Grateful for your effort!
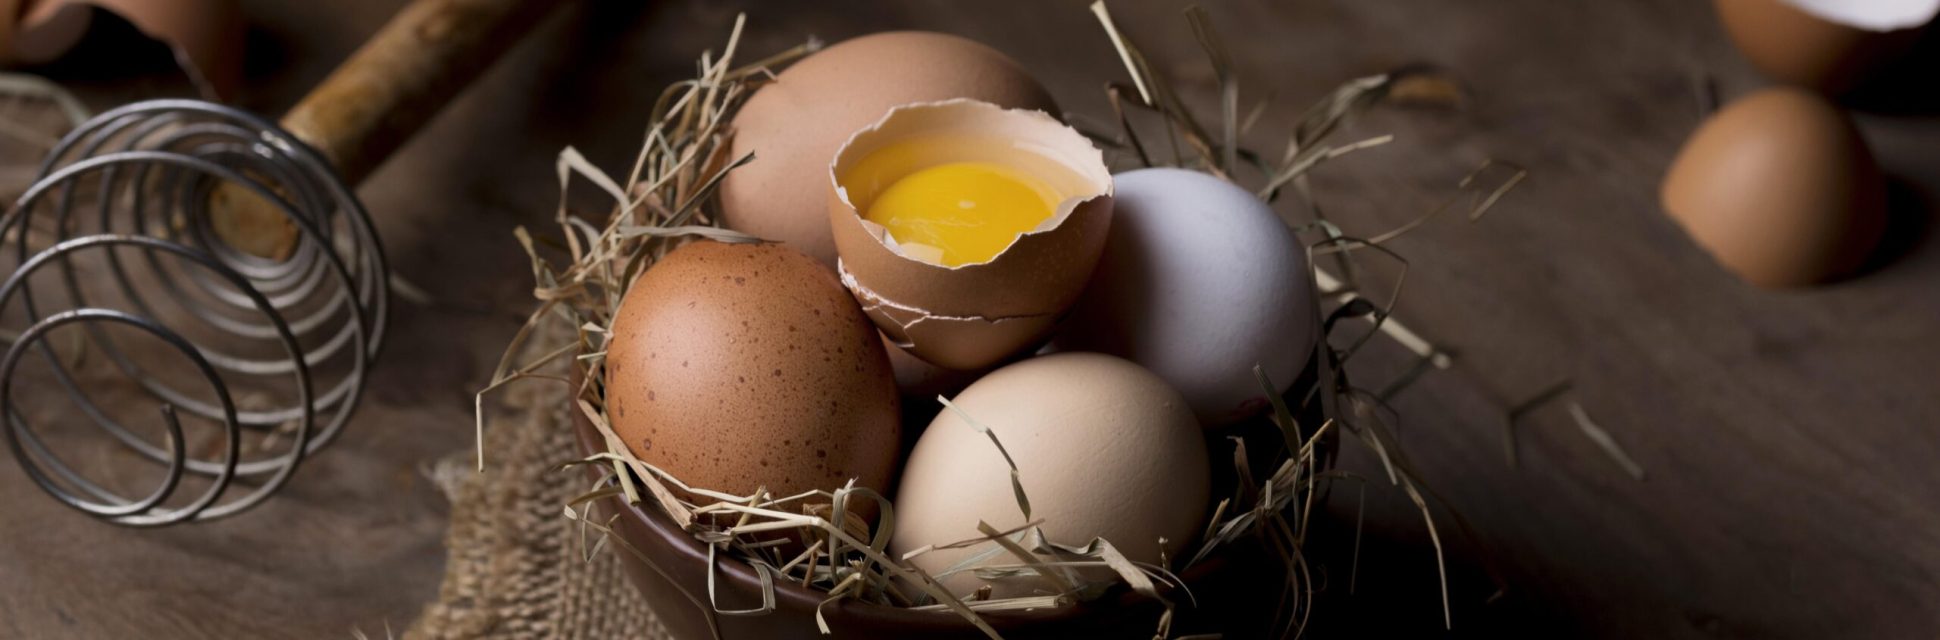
[2,1,1936,637]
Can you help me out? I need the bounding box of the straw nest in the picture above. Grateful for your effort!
[480,4,1537,638]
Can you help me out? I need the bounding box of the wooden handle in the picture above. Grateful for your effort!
[280,0,555,184]
[211,0,554,259]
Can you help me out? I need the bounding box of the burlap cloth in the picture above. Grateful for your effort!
[406,382,669,639]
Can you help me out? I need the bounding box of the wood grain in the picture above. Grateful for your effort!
[280,0,556,185]
[3,1,1937,638]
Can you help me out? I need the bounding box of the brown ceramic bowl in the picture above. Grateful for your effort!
[571,364,1325,639]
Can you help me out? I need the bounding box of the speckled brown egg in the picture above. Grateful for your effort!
[719,31,1057,267]
[1660,88,1887,288]
[604,241,901,514]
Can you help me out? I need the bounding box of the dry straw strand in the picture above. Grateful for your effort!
[473,4,1557,637]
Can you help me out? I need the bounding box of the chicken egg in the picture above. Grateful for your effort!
[890,352,1209,597]
[604,241,901,522]
[1051,168,1317,427]
[1660,88,1887,287]
[720,31,1056,267]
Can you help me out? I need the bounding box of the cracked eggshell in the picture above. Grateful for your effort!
[828,99,1112,371]
[0,5,10,52]
[1763,0,1940,31]
[10,0,243,100]
[1714,0,1936,93]
[9,0,90,64]
[720,31,1056,267]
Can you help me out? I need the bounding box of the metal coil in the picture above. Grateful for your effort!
[0,99,387,526]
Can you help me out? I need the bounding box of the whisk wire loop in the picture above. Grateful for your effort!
[0,99,388,526]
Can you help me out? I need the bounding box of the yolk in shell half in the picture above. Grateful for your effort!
[860,161,1060,267]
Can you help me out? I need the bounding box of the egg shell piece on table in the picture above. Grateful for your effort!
[603,241,901,524]
[1712,0,1936,93]
[719,31,1057,267]
[891,352,1210,598]
[7,0,244,100]
[1760,0,1939,31]
[1660,88,1887,288]
[830,99,1114,371]
[1051,168,1318,427]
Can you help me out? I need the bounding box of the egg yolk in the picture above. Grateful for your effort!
[863,162,1060,267]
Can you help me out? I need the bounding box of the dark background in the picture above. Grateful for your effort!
[2,1,1937,638]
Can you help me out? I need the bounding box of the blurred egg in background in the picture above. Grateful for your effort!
[1712,0,1937,94]
[1661,88,1888,287]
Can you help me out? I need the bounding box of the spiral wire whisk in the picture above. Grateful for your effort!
[0,99,388,526]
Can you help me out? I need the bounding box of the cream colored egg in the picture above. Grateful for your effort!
[890,353,1208,597]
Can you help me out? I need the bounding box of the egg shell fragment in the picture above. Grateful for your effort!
[1768,0,1939,31]
[1713,0,1929,93]
[890,352,1210,598]
[603,241,902,521]
[10,0,243,99]
[720,31,1057,266]
[829,99,1113,371]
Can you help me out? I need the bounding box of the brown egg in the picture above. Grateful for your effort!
[1713,0,1925,94]
[720,31,1057,267]
[1661,88,1887,288]
[604,241,901,517]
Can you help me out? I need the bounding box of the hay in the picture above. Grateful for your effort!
[476,3,1563,638]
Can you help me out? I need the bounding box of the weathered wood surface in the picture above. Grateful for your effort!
[2,1,1937,637]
